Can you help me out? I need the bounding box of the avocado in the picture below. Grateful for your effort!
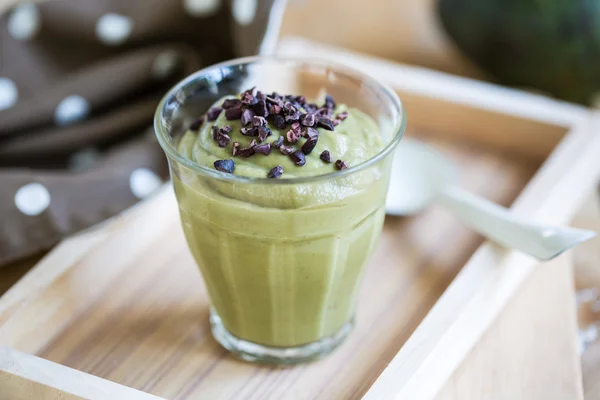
[438,0,600,105]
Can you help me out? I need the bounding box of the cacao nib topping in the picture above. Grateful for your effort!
[190,117,204,131]
[256,91,266,100]
[225,106,243,120]
[252,116,267,127]
[325,95,336,109]
[320,150,333,163]
[266,96,283,107]
[217,134,230,148]
[271,136,284,149]
[300,113,316,127]
[286,127,300,144]
[332,119,341,127]
[241,91,255,106]
[267,165,284,179]
[214,126,231,148]
[317,117,335,131]
[251,99,268,117]
[269,104,282,115]
[335,159,349,170]
[237,139,257,158]
[241,126,258,137]
[254,143,271,155]
[336,111,348,121]
[207,107,222,121]
[285,112,301,123]
[302,136,318,155]
[272,114,287,129]
[295,95,306,105]
[303,127,319,139]
[279,145,295,155]
[290,150,306,166]
[283,101,297,113]
[241,108,255,126]
[222,98,242,109]
[211,126,219,140]
[232,142,240,156]
[214,159,235,173]
[257,126,271,142]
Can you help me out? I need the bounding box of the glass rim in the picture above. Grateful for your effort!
[153,56,407,185]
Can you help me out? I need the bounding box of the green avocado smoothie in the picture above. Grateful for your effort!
[172,89,390,349]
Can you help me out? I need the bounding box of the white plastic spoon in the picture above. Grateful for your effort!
[385,138,596,261]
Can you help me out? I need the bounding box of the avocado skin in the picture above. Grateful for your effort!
[438,0,600,105]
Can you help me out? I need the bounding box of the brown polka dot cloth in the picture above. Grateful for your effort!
[0,0,286,265]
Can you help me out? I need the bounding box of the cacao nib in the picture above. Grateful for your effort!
[252,116,267,127]
[251,99,268,117]
[279,145,295,155]
[269,104,282,115]
[214,159,235,173]
[222,98,241,109]
[257,126,271,142]
[320,150,333,163]
[267,165,284,178]
[286,128,300,144]
[290,150,306,166]
[285,112,301,123]
[237,139,257,158]
[304,127,319,139]
[271,136,284,149]
[317,117,335,131]
[254,143,271,155]
[225,106,242,120]
[207,107,223,121]
[302,136,318,155]
[241,109,255,126]
[272,114,287,129]
[335,159,348,170]
[241,126,258,137]
[300,113,316,127]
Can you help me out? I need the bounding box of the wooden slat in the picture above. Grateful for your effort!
[364,114,600,400]
[0,347,163,400]
[436,254,583,400]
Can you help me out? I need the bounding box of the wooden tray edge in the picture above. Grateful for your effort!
[0,346,164,399]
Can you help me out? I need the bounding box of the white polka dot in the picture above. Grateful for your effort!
[232,0,257,25]
[95,13,133,46]
[129,168,163,199]
[15,183,50,216]
[0,78,18,111]
[151,51,179,80]
[183,0,221,17]
[54,95,90,126]
[8,2,41,41]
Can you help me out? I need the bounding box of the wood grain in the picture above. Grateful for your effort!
[436,254,583,400]
[0,347,163,400]
[0,132,539,399]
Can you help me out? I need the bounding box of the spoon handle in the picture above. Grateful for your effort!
[436,185,596,261]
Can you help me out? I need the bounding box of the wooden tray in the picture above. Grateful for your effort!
[1,39,599,399]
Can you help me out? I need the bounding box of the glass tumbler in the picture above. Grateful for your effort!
[154,57,406,364]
